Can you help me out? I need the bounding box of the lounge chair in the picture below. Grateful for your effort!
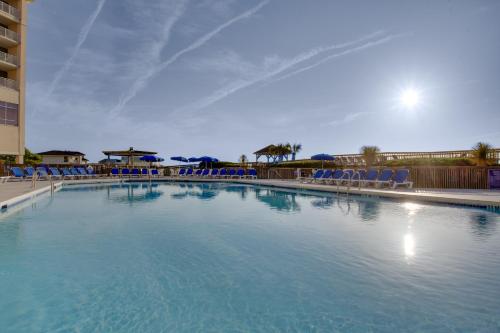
[24,167,35,179]
[121,168,130,177]
[86,168,100,178]
[330,169,345,185]
[111,168,120,177]
[246,169,257,179]
[48,167,63,179]
[350,169,366,187]
[151,169,159,177]
[392,169,413,189]
[228,169,237,178]
[302,169,324,183]
[36,167,51,180]
[178,168,187,177]
[236,168,245,178]
[201,169,210,177]
[210,168,219,178]
[219,168,228,178]
[9,167,25,181]
[317,169,333,183]
[193,169,202,177]
[185,169,194,177]
[141,168,148,176]
[373,169,394,188]
[338,169,355,185]
[61,168,75,179]
[361,169,379,187]
[131,168,140,177]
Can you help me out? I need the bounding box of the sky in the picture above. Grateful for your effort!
[26,0,500,162]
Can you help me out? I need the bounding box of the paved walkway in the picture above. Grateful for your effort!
[1,177,499,211]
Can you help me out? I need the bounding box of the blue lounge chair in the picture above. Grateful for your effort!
[77,167,92,178]
[61,168,75,179]
[236,168,245,178]
[36,167,50,180]
[219,168,228,178]
[111,168,120,177]
[392,169,413,189]
[228,169,237,178]
[374,169,394,188]
[86,168,100,177]
[210,169,219,177]
[361,169,379,187]
[151,169,159,177]
[185,169,194,177]
[141,168,148,176]
[350,169,366,187]
[246,169,257,179]
[24,167,35,179]
[9,167,25,181]
[69,167,81,178]
[201,169,210,177]
[193,169,202,177]
[48,167,63,179]
[178,168,187,177]
[317,169,333,183]
[330,169,344,185]
[303,169,324,183]
[131,168,140,177]
[121,168,130,177]
[339,169,355,185]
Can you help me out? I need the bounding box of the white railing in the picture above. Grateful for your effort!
[0,26,18,42]
[0,1,19,21]
[0,50,17,66]
[0,76,17,90]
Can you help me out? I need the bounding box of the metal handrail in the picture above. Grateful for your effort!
[0,26,19,42]
[0,1,20,21]
[0,50,17,66]
[0,76,17,90]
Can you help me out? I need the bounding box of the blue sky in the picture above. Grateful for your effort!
[27,0,500,162]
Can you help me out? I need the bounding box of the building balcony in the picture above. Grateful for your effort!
[0,76,17,90]
[0,25,19,47]
[0,50,17,70]
[0,1,20,25]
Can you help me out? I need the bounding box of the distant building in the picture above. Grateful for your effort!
[98,158,121,165]
[38,150,86,165]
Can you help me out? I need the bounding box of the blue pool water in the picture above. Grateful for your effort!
[0,182,499,332]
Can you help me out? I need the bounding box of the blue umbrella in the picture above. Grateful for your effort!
[188,157,200,162]
[140,155,158,162]
[311,153,334,168]
[171,156,188,163]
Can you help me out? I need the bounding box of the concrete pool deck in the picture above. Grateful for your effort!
[1,177,499,211]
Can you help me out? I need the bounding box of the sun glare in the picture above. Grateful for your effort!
[400,88,420,109]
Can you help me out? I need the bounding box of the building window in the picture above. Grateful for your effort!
[64,156,68,162]
[0,101,18,126]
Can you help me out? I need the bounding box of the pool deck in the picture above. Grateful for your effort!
[1,177,499,211]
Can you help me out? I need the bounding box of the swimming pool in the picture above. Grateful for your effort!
[1,182,499,332]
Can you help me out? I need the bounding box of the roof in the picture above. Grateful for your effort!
[253,144,277,155]
[38,150,85,156]
[102,147,157,157]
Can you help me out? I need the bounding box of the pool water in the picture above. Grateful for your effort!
[0,182,499,332]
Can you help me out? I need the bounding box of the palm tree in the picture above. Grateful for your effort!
[360,145,380,167]
[239,154,248,164]
[472,142,493,166]
[290,143,302,161]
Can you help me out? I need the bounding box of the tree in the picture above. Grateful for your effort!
[239,154,248,164]
[472,142,494,166]
[272,143,292,162]
[0,148,41,165]
[360,146,380,167]
[290,143,302,161]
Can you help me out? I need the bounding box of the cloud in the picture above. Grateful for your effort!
[41,0,107,104]
[326,111,375,127]
[108,0,188,117]
[109,0,270,117]
[174,31,398,114]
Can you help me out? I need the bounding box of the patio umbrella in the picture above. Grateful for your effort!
[171,156,189,163]
[311,153,335,168]
[140,155,164,167]
[199,156,218,168]
[188,157,201,163]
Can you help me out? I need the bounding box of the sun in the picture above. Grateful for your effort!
[400,88,420,109]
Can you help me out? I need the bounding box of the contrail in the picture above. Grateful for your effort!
[45,0,106,100]
[109,0,188,117]
[270,33,406,83]
[174,32,398,114]
[109,0,270,117]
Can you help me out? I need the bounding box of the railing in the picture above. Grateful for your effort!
[0,1,20,21]
[0,76,17,90]
[0,25,19,42]
[0,50,17,66]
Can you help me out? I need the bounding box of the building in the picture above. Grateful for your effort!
[0,0,27,163]
[38,150,87,165]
